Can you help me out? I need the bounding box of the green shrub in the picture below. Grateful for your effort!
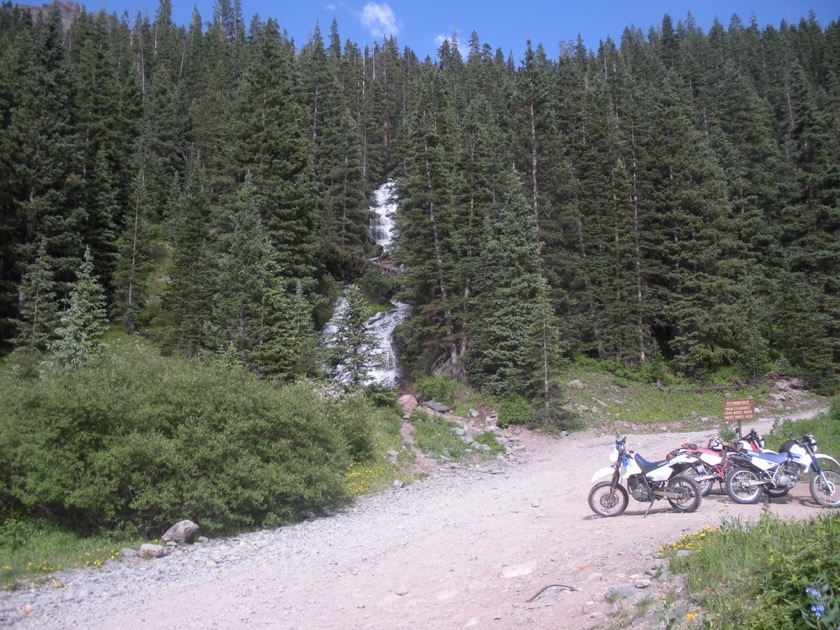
[363,383,398,409]
[0,350,381,537]
[415,374,459,403]
[497,396,533,427]
[355,268,398,303]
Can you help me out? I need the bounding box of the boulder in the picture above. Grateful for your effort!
[397,394,418,414]
[161,520,200,544]
[422,400,452,414]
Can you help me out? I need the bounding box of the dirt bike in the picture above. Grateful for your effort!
[669,429,775,497]
[725,433,840,507]
[588,434,702,517]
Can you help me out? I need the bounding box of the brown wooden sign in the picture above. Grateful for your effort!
[723,398,754,435]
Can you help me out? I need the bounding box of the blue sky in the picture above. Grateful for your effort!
[93,0,839,61]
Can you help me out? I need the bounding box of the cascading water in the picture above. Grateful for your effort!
[366,180,408,386]
[323,181,408,387]
[370,180,397,253]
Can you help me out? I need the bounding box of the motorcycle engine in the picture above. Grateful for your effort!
[775,462,800,488]
[627,475,651,501]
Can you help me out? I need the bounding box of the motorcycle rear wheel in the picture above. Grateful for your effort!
[810,470,840,508]
[726,468,763,504]
[588,481,629,517]
[678,466,714,497]
[666,476,701,512]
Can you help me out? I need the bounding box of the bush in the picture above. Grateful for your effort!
[0,350,380,537]
[355,268,398,304]
[497,396,533,427]
[363,383,398,409]
[415,374,459,403]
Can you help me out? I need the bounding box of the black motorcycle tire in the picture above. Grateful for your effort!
[726,467,763,504]
[678,466,714,497]
[588,481,629,517]
[810,470,840,508]
[765,487,791,498]
[666,475,702,512]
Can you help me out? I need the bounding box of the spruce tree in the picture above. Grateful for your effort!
[46,246,109,371]
[160,161,212,357]
[467,168,550,400]
[13,239,59,352]
[323,284,380,388]
[112,170,154,334]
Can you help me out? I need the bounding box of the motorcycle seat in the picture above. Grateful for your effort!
[633,453,670,472]
[744,451,789,464]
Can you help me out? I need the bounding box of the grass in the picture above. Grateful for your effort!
[0,519,140,591]
[412,412,470,460]
[661,511,840,628]
[655,406,840,629]
[561,368,821,429]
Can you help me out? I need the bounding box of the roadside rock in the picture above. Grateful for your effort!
[161,520,200,544]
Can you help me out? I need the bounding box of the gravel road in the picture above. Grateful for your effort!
[1,406,833,629]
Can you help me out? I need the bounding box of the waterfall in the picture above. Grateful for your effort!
[323,182,408,387]
[370,180,398,254]
[366,180,408,386]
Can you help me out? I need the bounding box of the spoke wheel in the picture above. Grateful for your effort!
[667,476,701,512]
[679,466,714,497]
[725,468,763,504]
[810,470,840,508]
[588,481,629,517]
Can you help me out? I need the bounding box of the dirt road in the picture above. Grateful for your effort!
[4,407,834,629]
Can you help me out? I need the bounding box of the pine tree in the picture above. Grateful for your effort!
[46,246,109,371]
[392,70,463,374]
[203,173,315,377]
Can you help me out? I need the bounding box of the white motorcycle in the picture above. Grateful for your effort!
[588,434,702,517]
[726,433,840,507]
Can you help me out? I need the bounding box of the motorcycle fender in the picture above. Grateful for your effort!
[592,467,617,484]
[816,454,840,469]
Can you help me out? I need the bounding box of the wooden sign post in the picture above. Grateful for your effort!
[723,398,755,437]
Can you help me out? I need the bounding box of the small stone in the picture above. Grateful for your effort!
[138,544,167,559]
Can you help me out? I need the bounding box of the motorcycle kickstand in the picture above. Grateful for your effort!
[644,500,655,518]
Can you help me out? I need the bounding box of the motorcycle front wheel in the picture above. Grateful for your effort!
[810,470,840,508]
[666,476,701,512]
[588,481,629,517]
[726,468,763,504]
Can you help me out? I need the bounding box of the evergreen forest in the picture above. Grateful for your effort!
[1,0,839,405]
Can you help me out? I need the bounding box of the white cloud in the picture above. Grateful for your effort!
[361,2,400,39]
[434,31,469,58]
